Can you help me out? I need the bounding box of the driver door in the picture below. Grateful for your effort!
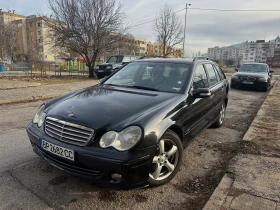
[181,64,215,140]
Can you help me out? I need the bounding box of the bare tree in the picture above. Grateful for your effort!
[154,4,184,58]
[45,0,127,78]
[0,14,17,63]
[225,59,235,67]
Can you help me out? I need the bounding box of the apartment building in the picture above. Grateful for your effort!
[0,10,63,62]
[267,36,280,67]
[0,10,25,60]
[134,37,147,54]
[208,36,280,66]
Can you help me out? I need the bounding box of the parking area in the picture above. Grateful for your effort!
[0,77,271,210]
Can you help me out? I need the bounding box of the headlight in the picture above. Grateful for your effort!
[258,77,268,82]
[99,126,142,151]
[33,104,46,127]
[106,66,112,69]
[231,76,240,80]
[95,66,99,70]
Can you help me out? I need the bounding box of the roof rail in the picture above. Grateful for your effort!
[193,56,209,61]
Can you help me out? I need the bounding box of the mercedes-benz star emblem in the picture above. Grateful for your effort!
[68,106,74,117]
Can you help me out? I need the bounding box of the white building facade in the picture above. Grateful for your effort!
[208,37,279,66]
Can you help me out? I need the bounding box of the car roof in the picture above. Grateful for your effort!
[134,58,216,65]
[243,63,268,65]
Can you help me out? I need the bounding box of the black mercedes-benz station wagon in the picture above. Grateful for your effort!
[231,63,274,91]
[27,58,229,189]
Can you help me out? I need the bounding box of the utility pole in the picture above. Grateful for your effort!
[182,3,191,58]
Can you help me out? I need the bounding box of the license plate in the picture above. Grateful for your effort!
[98,70,104,72]
[242,81,254,84]
[40,139,75,161]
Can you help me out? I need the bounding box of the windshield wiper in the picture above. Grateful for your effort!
[129,85,158,91]
[104,84,122,87]
[105,84,158,91]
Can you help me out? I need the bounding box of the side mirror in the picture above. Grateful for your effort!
[269,70,274,73]
[98,78,105,84]
[235,68,239,72]
[191,88,212,98]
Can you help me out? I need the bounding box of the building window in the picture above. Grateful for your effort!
[250,53,254,55]
[37,23,41,27]
[38,30,41,35]
[17,23,22,27]
[29,22,33,27]
[38,38,43,43]
[30,31,34,35]
[31,38,34,42]
[250,57,253,59]
[251,49,254,51]
[17,47,20,50]
[45,55,47,59]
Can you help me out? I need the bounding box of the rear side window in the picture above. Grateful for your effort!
[193,64,209,89]
[204,64,219,86]
[122,56,131,62]
[214,65,226,80]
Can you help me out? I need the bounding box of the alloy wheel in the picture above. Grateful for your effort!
[149,139,179,181]
[219,104,225,124]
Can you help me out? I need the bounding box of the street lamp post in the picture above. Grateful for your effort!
[182,3,191,58]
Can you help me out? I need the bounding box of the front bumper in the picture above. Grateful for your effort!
[27,123,157,189]
[95,70,114,78]
[231,79,269,89]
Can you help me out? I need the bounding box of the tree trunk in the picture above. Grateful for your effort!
[89,66,94,78]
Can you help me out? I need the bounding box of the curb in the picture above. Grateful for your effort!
[203,174,234,210]
[0,83,41,90]
[242,79,279,141]
[0,94,61,105]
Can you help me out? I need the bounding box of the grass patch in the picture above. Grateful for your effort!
[40,76,94,85]
[0,75,96,85]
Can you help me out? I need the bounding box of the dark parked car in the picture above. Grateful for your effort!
[27,58,229,189]
[95,55,138,79]
[231,63,274,91]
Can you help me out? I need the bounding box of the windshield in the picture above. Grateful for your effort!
[239,64,268,73]
[107,56,124,63]
[104,62,192,93]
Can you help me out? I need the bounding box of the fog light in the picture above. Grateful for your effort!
[111,173,122,181]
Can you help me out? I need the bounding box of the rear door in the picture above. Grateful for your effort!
[204,63,224,119]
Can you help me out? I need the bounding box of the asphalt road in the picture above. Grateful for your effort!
[0,79,273,210]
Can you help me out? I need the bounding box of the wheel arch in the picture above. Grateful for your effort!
[167,124,184,142]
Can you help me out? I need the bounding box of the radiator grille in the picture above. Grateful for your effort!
[45,117,94,146]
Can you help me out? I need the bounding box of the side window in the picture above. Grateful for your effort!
[205,64,219,86]
[214,65,226,80]
[193,64,209,89]
[122,56,130,63]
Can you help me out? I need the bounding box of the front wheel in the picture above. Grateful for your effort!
[148,130,183,187]
[211,102,226,128]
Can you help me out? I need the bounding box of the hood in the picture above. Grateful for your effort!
[46,85,180,130]
[234,72,267,78]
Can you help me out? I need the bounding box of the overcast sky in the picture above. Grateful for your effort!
[2,0,280,56]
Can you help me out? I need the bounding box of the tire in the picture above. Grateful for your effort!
[211,102,226,128]
[262,81,270,92]
[148,130,183,187]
